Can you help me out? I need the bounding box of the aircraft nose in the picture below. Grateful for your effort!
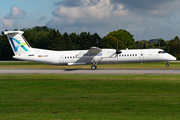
[173,56,177,61]
[169,55,176,61]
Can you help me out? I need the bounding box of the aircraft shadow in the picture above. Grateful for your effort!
[64,69,80,71]
[64,69,91,71]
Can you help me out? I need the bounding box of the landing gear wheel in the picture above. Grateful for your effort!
[166,62,169,67]
[91,65,97,70]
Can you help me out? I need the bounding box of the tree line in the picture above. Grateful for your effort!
[0,26,180,60]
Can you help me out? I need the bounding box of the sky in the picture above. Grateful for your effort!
[1,0,180,41]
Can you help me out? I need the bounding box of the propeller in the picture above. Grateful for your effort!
[116,42,122,54]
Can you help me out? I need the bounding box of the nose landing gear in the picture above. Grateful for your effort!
[166,62,169,67]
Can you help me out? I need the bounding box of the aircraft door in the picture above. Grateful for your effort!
[140,53,144,62]
[60,55,64,63]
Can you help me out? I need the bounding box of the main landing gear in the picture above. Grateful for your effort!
[91,65,97,70]
[166,62,169,67]
[91,61,98,70]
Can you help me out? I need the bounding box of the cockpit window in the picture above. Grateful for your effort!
[158,51,167,54]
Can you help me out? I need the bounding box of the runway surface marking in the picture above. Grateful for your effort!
[0,69,180,75]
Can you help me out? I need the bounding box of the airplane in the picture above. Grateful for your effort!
[4,31,176,70]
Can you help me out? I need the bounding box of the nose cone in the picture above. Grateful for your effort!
[168,55,176,61]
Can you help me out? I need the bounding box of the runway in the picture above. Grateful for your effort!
[0,69,180,75]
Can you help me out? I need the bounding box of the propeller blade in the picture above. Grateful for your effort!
[117,42,118,51]
[116,42,122,54]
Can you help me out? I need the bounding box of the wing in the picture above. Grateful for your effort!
[87,47,102,54]
[76,47,102,58]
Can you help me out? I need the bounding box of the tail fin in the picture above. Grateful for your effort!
[4,31,33,56]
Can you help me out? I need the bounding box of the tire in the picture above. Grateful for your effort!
[166,62,169,67]
[91,65,97,70]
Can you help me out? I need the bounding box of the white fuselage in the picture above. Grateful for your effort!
[13,48,176,65]
[4,31,176,70]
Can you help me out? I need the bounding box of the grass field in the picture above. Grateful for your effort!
[0,61,180,69]
[0,75,180,120]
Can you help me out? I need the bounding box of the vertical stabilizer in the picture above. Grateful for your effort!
[4,31,33,56]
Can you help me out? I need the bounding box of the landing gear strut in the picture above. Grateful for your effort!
[166,62,169,67]
[91,61,98,70]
